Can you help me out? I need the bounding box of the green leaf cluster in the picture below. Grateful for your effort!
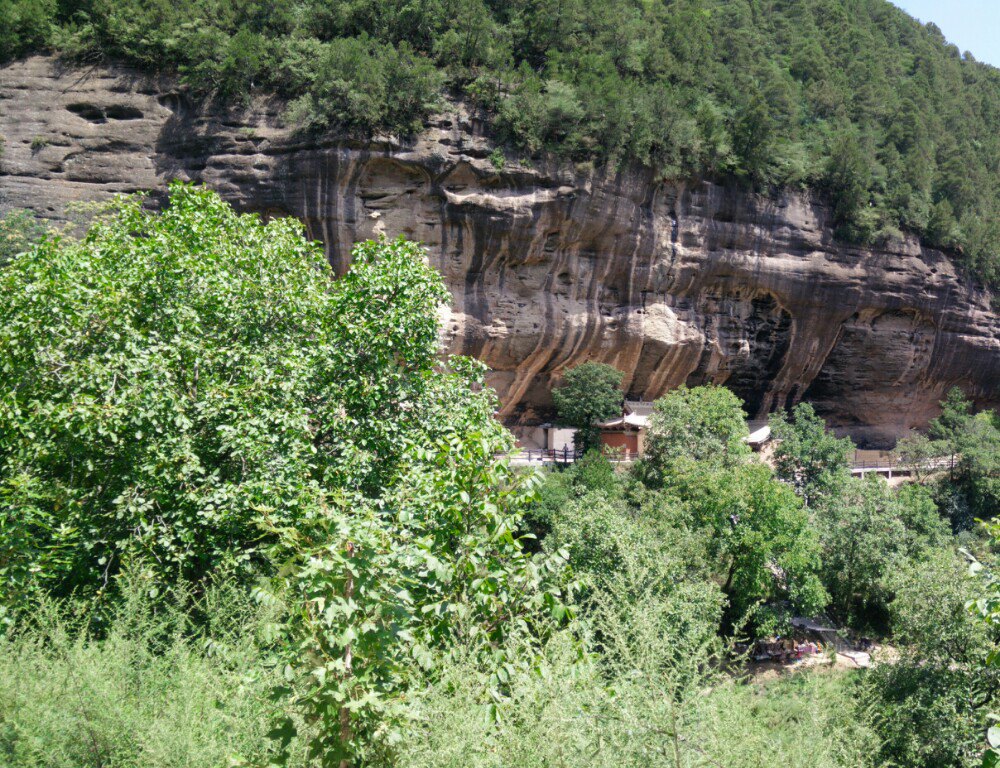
[641,384,751,482]
[816,478,949,629]
[0,209,49,267]
[865,550,998,768]
[550,362,623,453]
[770,402,853,508]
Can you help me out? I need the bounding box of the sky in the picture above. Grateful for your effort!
[892,1,1000,67]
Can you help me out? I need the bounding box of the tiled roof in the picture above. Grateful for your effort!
[600,413,649,429]
[623,400,655,418]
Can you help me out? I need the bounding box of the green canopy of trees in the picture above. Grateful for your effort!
[2,0,999,288]
[930,388,1000,528]
[642,384,750,477]
[770,402,853,508]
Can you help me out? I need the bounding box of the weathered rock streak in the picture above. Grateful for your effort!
[2,57,998,444]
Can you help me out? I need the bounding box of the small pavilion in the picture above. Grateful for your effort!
[598,400,654,457]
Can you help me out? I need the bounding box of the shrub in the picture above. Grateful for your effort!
[0,580,305,768]
[398,624,874,768]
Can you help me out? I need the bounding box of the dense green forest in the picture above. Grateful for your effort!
[1,187,999,766]
[2,0,1000,288]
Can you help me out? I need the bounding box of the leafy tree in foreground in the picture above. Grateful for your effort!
[770,402,853,507]
[817,477,948,629]
[0,184,485,600]
[551,361,623,453]
[864,550,998,768]
[0,185,570,763]
[2,185,344,600]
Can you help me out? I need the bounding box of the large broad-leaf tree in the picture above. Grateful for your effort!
[0,184,569,763]
[769,402,853,508]
[632,386,826,632]
[662,458,828,633]
[866,550,1000,768]
[816,477,948,629]
[551,362,623,453]
[0,183,440,597]
[930,389,1000,527]
[640,384,751,486]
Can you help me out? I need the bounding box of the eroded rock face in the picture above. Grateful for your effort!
[2,56,998,445]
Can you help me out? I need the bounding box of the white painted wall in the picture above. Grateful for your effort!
[546,427,577,451]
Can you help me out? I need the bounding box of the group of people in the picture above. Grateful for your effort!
[751,637,823,663]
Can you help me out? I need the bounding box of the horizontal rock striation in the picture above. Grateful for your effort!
[2,56,998,446]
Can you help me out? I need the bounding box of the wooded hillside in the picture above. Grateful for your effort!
[3,0,1000,287]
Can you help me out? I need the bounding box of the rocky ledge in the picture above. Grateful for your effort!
[2,56,998,445]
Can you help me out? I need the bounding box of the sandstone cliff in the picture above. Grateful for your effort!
[2,56,997,446]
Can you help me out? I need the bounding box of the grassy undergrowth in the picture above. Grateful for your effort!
[0,582,307,768]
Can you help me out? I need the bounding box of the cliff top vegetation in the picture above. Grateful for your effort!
[3,0,999,289]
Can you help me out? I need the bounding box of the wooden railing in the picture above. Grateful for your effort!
[849,450,953,476]
[498,448,641,464]
[497,448,952,474]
